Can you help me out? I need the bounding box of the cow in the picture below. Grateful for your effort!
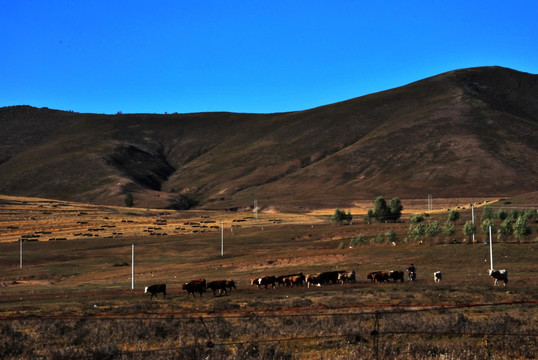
[283,274,306,287]
[276,273,304,287]
[389,271,404,283]
[182,278,207,297]
[207,280,228,296]
[144,284,166,299]
[225,279,236,292]
[433,271,442,282]
[488,269,508,286]
[338,270,356,284]
[306,271,343,287]
[367,271,389,283]
[250,275,276,289]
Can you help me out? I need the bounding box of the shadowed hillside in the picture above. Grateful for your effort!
[1,66,537,210]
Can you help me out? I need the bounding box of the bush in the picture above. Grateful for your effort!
[330,208,352,224]
[443,220,455,236]
[168,194,199,210]
[409,223,426,240]
[410,214,424,223]
[385,230,397,243]
[448,209,460,222]
[426,220,441,237]
[349,234,367,247]
[495,208,508,220]
[124,193,133,207]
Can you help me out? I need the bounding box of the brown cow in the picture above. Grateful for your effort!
[225,279,236,292]
[182,279,206,297]
[368,271,389,283]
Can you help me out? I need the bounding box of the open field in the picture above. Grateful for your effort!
[0,195,537,359]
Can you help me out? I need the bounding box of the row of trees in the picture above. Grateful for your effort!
[408,205,535,242]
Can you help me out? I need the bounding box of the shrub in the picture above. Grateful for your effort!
[349,234,367,247]
[481,205,494,221]
[481,218,496,236]
[426,220,441,237]
[463,221,476,241]
[443,220,455,236]
[330,208,352,224]
[448,209,460,222]
[385,230,397,243]
[410,214,424,223]
[124,193,133,207]
[409,223,426,240]
[495,208,508,220]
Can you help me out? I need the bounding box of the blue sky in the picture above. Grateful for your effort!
[2,1,537,114]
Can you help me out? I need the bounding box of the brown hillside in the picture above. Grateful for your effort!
[0,66,537,210]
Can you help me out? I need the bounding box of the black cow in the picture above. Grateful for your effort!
[145,284,166,299]
[389,271,404,283]
[488,269,508,286]
[182,279,207,297]
[250,275,277,289]
[207,280,228,296]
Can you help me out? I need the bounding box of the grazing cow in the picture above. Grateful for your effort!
[305,273,322,287]
[207,280,228,296]
[338,270,356,284]
[277,273,304,287]
[250,275,276,289]
[225,279,236,292]
[283,274,306,287]
[306,271,344,287]
[367,271,389,283]
[144,284,166,299]
[182,279,207,297]
[433,271,442,282]
[488,269,508,286]
[389,271,404,283]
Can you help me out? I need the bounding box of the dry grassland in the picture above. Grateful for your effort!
[0,195,536,359]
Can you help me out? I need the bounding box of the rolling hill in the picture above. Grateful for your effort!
[1,66,537,210]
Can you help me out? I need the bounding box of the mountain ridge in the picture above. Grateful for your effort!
[1,66,537,210]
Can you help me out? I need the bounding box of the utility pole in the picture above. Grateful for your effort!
[254,199,258,219]
[19,238,22,269]
[471,204,475,243]
[489,226,494,270]
[131,244,135,290]
[221,221,224,256]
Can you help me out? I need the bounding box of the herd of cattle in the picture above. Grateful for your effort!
[144,268,508,299]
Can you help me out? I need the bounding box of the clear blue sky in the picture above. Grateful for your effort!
[2,1,537,114]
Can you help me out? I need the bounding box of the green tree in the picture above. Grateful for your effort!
[350,234,367,247]
[463,221,476,241]
[442,220,455,236]
[497,217,513,242]
[447,209,460,222]
[124,193,133,207]
[426,220,441,237]
[373,196,390,222]
[330,208,352,223]
[514,216,530,241]
[168,194,199,210]
[481,205,494,221]
[481,219,496,236]
[388,197,403,222]
[495,208,508,220]
[409,223,426,240]
[385,230,398,243]
[410,214,424,223]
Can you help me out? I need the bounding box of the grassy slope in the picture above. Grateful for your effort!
[0,67,537,210]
